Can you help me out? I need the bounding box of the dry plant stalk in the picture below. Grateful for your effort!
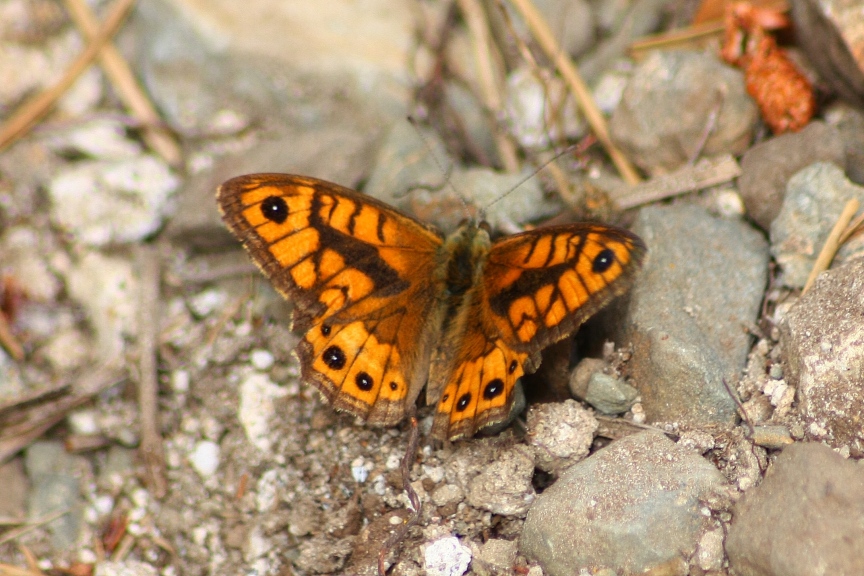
[504,0,641,184]
[615,154,742,210]
[802,199,861,294]
[0,0,138,152]
[456,0,520,172]
[136,245,167,498]
[62,0,182,167]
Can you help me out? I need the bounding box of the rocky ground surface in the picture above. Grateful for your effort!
[1,1,864,576]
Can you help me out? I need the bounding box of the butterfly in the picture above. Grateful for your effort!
[217,174,645,441]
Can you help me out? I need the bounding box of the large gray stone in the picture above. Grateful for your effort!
[726,442,864,576]
[610,50,757,174]
[615,204,769,425]
[521,432,727,575]
[738,121,846,230]
[780,259,864,454]
[770,162,864,288]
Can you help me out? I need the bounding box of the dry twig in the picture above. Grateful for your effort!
[136,245,166,498]
[615,154,741,210]
[456,0,520,172]
[377,406,422,576]
[0,370,122,465]
[0,313,24,361]
[802,199,861,294]
[0,0,138,152]
[62,0,182,166]
[504,0,641,184]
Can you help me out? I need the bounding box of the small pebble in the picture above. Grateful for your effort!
[67,409,100,435]
[751,425,794,449]
[351,457,369,483]
[385,453,402,470]
[250,349,275,371]
[187,288,226,318]
[171,370,190,393]
[425,536,472,576]
[189,441,220,478]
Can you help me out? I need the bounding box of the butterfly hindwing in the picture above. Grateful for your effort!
[431,223,646,440]
[217,174,444,426]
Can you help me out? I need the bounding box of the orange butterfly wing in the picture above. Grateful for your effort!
[432,224,646,440]
[217,174,445,427]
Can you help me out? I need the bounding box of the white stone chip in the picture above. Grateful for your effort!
[189,440,220,478]
[424,536,472,576]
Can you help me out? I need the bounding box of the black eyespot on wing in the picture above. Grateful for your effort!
[483,379,504,400]
[261,196,288,224]
[389,381,398,391]
[592,248,615,273]
[508,360,518,374]
[356,371,374,391]
[456,393,472,412]
[323,346,346,370]
[441,394,450,403]
[321,324,331,336]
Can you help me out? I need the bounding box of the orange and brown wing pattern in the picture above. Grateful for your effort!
[431,325,529,440]
[433,223,644,440]
[217,173,444,426]
[483,223,646,353]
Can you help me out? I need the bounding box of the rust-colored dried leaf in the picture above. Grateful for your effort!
[744,36,815,133]
[721,1,814,133]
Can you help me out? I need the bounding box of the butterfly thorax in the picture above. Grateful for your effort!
[439,221,491,299]
[425,222,494,404]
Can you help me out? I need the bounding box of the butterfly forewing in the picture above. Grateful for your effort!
[483,223,646,353]
[217,174,445,426]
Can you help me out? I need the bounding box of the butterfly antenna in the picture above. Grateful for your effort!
[484,143,579,211]
[406,116,472,214]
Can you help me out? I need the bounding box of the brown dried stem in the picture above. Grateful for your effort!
[504,0,641,184]
[377,406,421,576]
[615,154,742,210]
[802,198,860,294]
[136,245,167,498]
[62,0,182,167]
[456,0,520,172]
[0,0,137,152]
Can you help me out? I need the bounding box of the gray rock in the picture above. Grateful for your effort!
[505,66,586,150]
[780,259,864,454]
[738,121,846,230]
[525,399,597,474]
[610,50,757,175]
[568,356,605,399]
[466,447,535,517]
[142,0,417,248]
[770,162,864,288]
[25,441,83,550]
[726,442,864,576]
[791,0,864,109]
[826,102,864,184]
[0,458,29,519]
[471,537,518,576]
[48,156,178,246]
[584,372,638,414]
[125,0,411,134]
[577,0,670,83]
[615,204,769,425]
[520,432,727,575]
[362,122,451,218]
